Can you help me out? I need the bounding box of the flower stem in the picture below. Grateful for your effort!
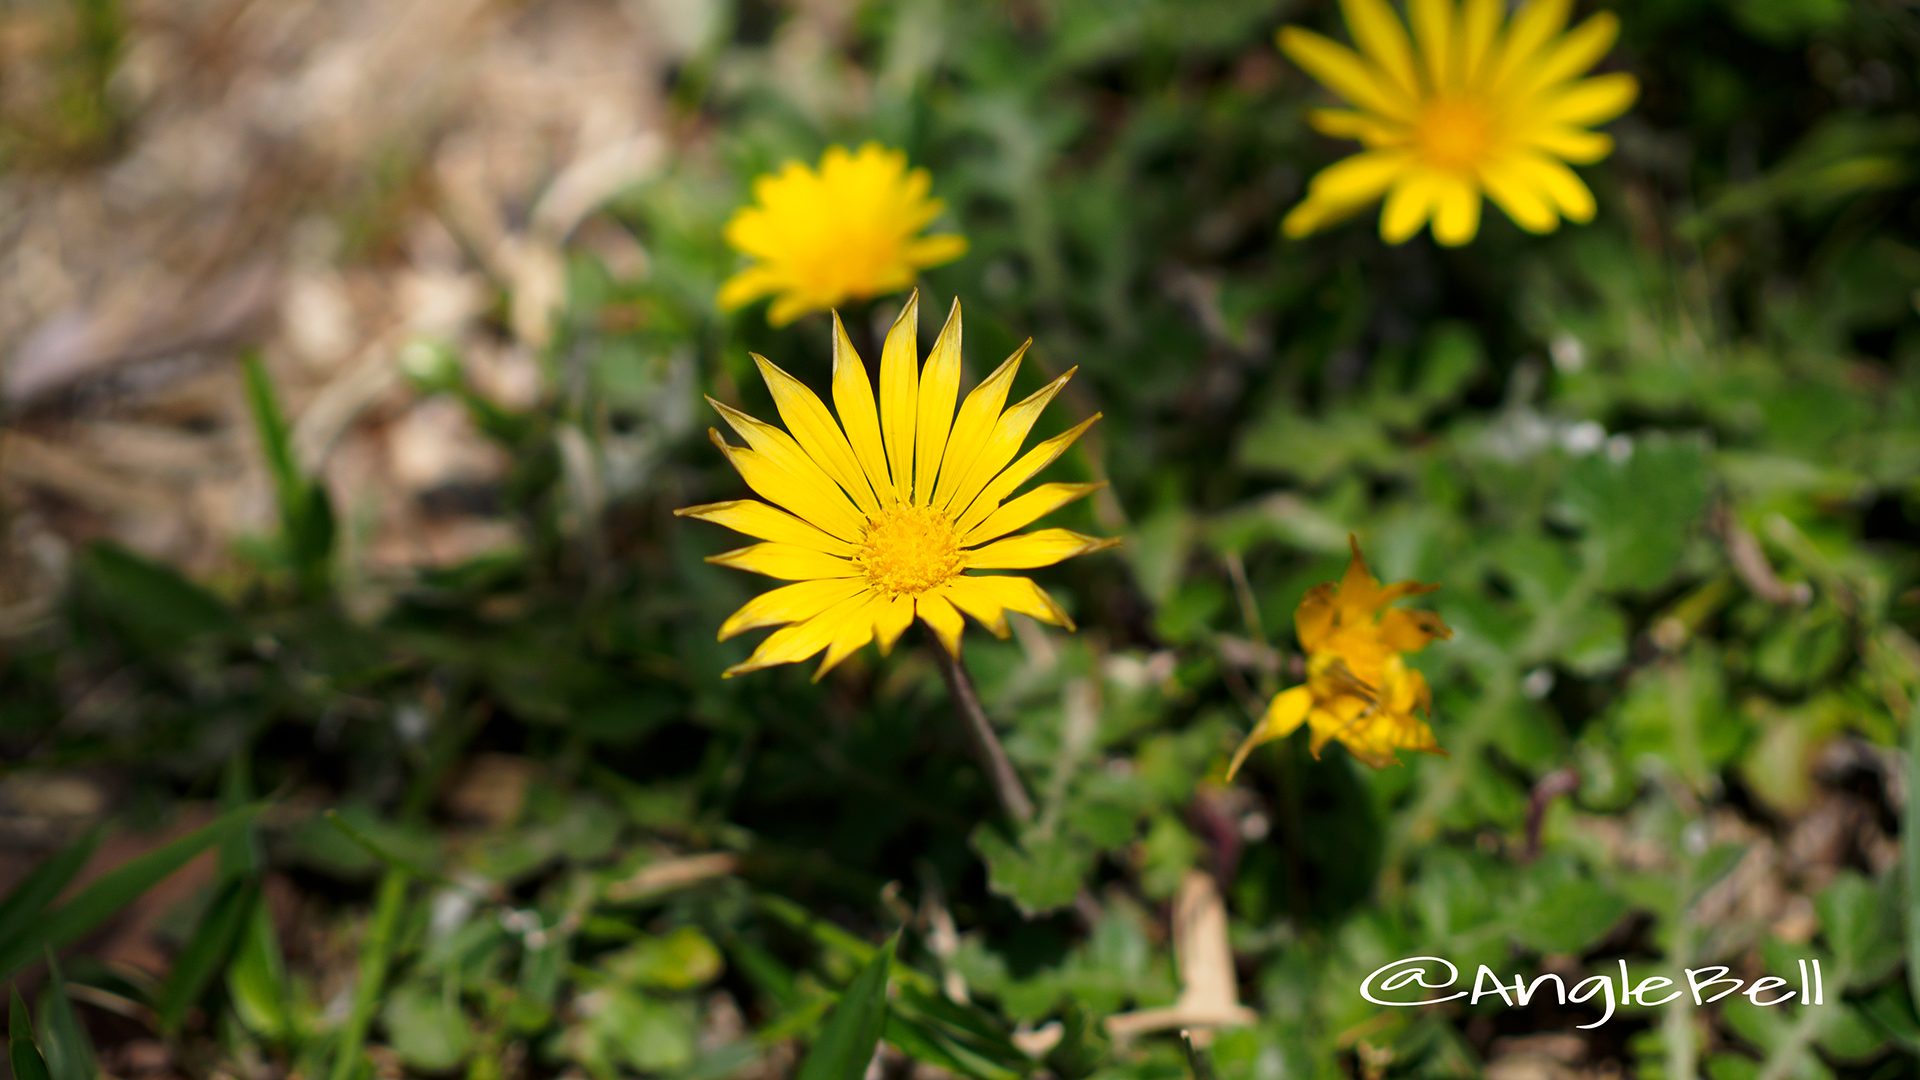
[933,648,1037,824]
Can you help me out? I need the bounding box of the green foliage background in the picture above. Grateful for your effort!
[4,0,1920,1077]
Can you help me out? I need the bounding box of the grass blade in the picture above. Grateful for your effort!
[0,804,263,979]
[242,351,334,594]
[158,879,259,1035]
[37,952,95,1080]
[327,869,409,1080]
[1905,693,1920,1014]
[8,987,52,1080]
[796,932,897,1080]
[225,894,290,1042]
[0,829,102,964]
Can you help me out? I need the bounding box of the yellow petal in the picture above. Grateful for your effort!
[1458,0,1502,84]
[717,265,782,311]
[962,482,1105,547]
[706,542,860,581]
[724,593,871,677]
[1507,152,1596,222]
[675,500,857,556]
[1283,190,1382,239]
[1277,27,1415,121]
[1430,175,1482,246]
[1336,535,1384,618]
[1523,126,1614,165]
[1487,0,1571,90]
[766,292,818,328]
[717,578,870,640]
[948,574,1074,631]
[952,413,1101,536]
[1508,12,1620,99]
[813,596,880,680]
[941,580,1012,639]
[873,594,915,655]
[1339,0,1419,100]
[1294,582,1337,652]
[1305,149,1415,204]
[915,592,966,657]
[831,312,895,506]
[1478,156,1561,232]
[1408,0,1455,93]
[1380,169,1442,243]
[930,342,1028,511]
[939,367,1077,519]
[1308,108,1408,146]
[879,292,920,500]
[963,528,1117,570]
[1533,72,1638,129]
[905,234,968,268]
[914,298,964,505]
[752,354,880,514]
[707,429,866,541]
[1378,608,1454,652]
[1225,685,1314,781]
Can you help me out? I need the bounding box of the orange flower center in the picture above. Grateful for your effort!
[856,504,961,597]
[1415,98,1496,172]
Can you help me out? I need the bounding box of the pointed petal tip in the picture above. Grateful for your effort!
[892,290,921,326]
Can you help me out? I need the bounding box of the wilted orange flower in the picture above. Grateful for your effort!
[1228,537,1452,773]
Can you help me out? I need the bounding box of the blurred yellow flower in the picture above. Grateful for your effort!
[718,144,968,326]
[1279,0,1637,245]
[1227,537,1452,774]
[680,293,1115,677]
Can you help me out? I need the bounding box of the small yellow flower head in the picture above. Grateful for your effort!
[718,144,969,326]
[1279,0,1638,246]
[680,293,1116,677]
[1227,537,1452,774]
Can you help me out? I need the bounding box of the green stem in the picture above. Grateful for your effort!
[933,647,1036,824]
[328,870,407,1080]
[327,705,477,1079]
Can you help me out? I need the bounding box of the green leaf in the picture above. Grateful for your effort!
[1817,872,1898,987]
[606,926,724,992]
[1555,433,1712,593]
[225,896,290,1041]
[158,879,260,1034]
[380,979,472,1073]
[972,824,1095,917]
[243,350,335,592]
[9,988,51,1080]
[887,984,1033,1080]
[0,804,264,979]
[0,829,102,965]
[1511,879,1630,956]
[35,953,94,1080]
[796,932,897,1080]
[72,545,239,649]
[1905,694,1920,1013]
[884,1012,1023,1080]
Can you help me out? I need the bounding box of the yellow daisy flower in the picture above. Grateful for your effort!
[679,293,1116,677]
[1279,0,1638,245]
[1227,537,1452,773]
[717,144,969,326]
